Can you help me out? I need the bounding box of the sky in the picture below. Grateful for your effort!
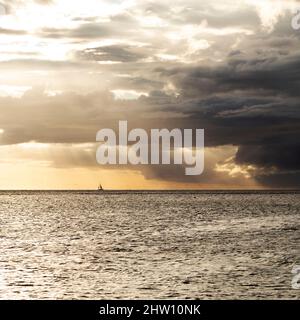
[0,0,299,190]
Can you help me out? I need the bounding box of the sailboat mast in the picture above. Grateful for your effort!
[98,183,103,191]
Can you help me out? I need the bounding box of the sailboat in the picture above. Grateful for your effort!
[97,183,104,192]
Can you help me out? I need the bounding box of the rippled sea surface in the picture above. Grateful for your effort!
[0,191,299,299]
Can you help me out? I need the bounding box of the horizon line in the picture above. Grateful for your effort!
[0,188,299,192]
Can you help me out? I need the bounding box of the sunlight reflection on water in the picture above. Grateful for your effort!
[0,191,299,299]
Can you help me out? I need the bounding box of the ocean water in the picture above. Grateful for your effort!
[0,191,299,300]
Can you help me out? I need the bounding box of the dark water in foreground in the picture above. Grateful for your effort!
[0,191,299,299]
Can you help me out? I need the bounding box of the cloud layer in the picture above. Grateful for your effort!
[0,0,299,188]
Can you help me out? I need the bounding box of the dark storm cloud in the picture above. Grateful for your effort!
[141,95,300,170]
[156,53,300,98]
[255,172,300,189]
[150,43,300,187]
[236,144,300,171]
